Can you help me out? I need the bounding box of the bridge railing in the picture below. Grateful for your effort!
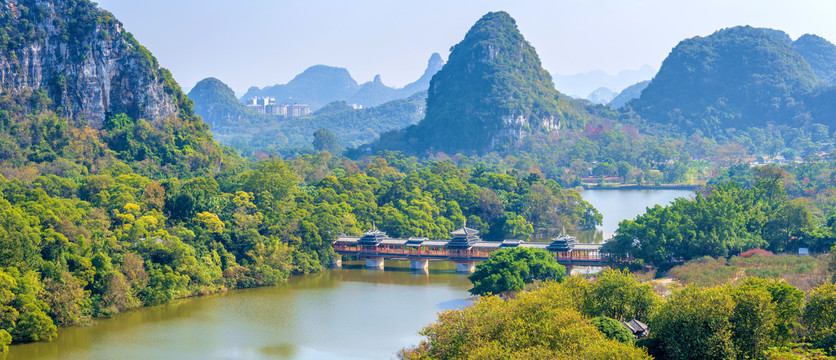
[333,243,608,263]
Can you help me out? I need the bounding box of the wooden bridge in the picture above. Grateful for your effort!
[332,227,606,273]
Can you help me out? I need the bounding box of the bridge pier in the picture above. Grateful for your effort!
[365,257,385,270]
[410,259,429,270]
[455,261,476,273]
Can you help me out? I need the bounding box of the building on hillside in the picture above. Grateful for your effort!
[245,103,265,114]
[622,319,649,338]
[288,104,311,117]
[245,97,309,117]
[266,103,288,116]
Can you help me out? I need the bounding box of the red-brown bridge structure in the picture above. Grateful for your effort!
[331,226,606,273]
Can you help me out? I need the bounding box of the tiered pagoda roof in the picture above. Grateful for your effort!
[445,227,481,250]
[547,234,578,252]
[357,227,389,246]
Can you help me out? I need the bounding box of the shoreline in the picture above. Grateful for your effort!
[579,184,701,191]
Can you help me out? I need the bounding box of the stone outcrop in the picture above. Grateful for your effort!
[401,11,568,154]
[0,0,180,128]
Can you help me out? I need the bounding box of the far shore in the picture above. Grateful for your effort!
[578,184,702,191]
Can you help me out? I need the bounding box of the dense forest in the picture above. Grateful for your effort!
[4,1,836,359]
[400,269,836,359]
[0,136,603,349]
[608,165,836,266]
[629,26,836,136]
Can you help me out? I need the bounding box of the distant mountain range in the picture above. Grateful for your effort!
[554,65,657,99]
[587,87,618,105]
[240,53,444,110]
[188,77,427,155]
[629,26,836,134]
[608,81,649,109]
[190,16,836,158]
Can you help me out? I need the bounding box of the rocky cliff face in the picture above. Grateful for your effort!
[0,0,180,128]
[402,11,567,154]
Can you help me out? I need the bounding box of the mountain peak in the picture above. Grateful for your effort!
[632,25,818,133]
[0,0,188,128]
[427,52,444,72]
[0,0,222,176]
[242,65,359,109]
[793,33,836,85]
[400,11,569,154]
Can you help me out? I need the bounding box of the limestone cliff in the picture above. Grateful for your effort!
[397,11,570,154]
[0,0,182,128]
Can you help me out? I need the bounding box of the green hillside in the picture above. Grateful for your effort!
[630,26,820,135]
[0,0,226,178]
[392,11,590,155]
[793,34,836,85]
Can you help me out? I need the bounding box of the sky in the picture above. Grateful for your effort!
[95,0,836,94]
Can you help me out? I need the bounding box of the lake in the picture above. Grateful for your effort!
[5,189,693,360]
[571,189,694,243]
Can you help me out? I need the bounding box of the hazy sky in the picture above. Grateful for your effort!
[95,0,836,93]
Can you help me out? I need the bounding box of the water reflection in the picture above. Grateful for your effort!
[5,189,691,360]
[579,189,694,239]
[6,268,471,360]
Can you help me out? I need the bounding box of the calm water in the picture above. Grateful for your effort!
[6,189,690,360]
[5,262,471,360]
[571,189,694,242]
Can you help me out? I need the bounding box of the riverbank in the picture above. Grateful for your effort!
[579,183,701,191]
[5,266,472,360]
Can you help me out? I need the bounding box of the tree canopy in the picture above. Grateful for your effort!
[467,247,565,296]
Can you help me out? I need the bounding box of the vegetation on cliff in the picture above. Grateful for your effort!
[629,26,832,135]
[377,11,592,155]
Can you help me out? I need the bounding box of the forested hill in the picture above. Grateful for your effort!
[629,26,835,135]
[371,11,594,156]
[0,0,225,177]
[188,77,272,131]
[217,92,428,157]
[189,76,428,157]
[241,65,359,110]
[793,34,836,85]
[240,53,444,109]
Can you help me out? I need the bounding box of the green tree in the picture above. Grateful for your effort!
[399,282,651,360]
[728,285,777,359]
[312,128,340,154]
[591,316,635,343]
[652,286,736,360]
[584,269,659,322]
[468,247,565,296]
[803,283,836,355]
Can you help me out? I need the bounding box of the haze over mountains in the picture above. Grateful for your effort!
[186,9,836,159]
[554,65,657,99]
[239,53,444,110]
